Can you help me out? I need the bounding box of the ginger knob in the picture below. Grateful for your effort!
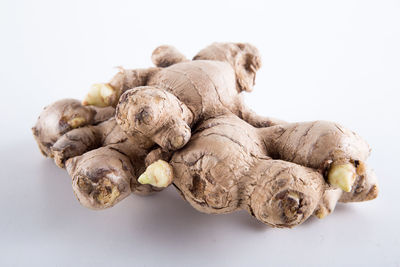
[138,160,173,188]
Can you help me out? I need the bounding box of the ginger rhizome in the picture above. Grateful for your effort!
[33,99,171,209]
[33,42,378,228]
[171,116,377,227]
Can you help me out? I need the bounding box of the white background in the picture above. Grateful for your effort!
[1,0,399,266]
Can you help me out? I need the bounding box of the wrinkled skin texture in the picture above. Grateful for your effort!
[115,43,283,151]
[171,115,377,227]
[32,99,115,157]
[33,99,162,209]
[111,43,378,227]
[33,43,378,227]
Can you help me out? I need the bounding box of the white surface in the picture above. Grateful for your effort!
[1,0,399,266]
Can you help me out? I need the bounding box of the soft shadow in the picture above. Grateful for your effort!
[6,138,341,247]
[11,138,269,236]
[0,138,85,240]
[130,187,268,238]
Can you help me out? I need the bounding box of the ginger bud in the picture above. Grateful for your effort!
[328,163,356,192]
[83,83,115,107]
[138,160,173,188]
[67,117,86,128]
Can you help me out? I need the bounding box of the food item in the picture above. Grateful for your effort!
[33,42,378,227]
[169,116,377,227]
[114,42,377,227]
[138,160,173,188]
[32,99,114,157]
[32,99,171,209]
[113,43,285,152]
[86,43,283,150]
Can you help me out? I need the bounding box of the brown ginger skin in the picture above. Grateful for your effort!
[84,42,281,151]
[32,99,114,157]
[33,99,164,209]
[113,43,283,151]
[109,43,377,226]
[33,42,379,227]
[151,45,188,67]
[170,115,378,227]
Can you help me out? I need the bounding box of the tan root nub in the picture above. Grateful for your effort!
[32,99,114,158]
[314,187,342,219]
[328,163,357,192]
[152,45,187,67]
[138,160,173,188]
[83,83,116,107]
[116,87,193,151]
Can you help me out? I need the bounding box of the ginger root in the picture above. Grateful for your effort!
[168,115,378,227]
[33,99,164,209]
[33,42,378,228]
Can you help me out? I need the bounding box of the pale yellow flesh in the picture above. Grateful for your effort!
[138,160,173,188]
[315,207,328,219]
[97,185,120,206]
[328,163,356,192]
[67,117,86,128]
[83,83,115,107]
